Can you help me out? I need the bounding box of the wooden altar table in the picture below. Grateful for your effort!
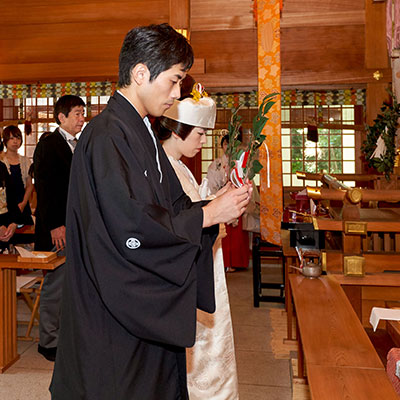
[0,254,65,373]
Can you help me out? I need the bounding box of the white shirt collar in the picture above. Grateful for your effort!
[58,126,76,141]
[117,90,163,183]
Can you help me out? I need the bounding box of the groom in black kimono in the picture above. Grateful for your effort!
[50,23,251,400]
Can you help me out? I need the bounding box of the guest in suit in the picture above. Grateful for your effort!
[33,95,85,361]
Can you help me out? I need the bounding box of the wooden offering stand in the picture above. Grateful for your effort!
[0,254,65,373]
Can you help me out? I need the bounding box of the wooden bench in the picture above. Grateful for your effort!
[289,274,398,399]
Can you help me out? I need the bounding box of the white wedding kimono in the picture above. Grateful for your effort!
[167,156,239,400]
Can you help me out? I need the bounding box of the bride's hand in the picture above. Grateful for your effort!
[215,181,233,198]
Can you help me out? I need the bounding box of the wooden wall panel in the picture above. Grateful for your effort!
[283,0,365,13]
[191,0,254,31]
[0,1,168,25]
[0,0,169,83]
[0,0,391,94]
[281,11,364,28]
[190,29,257,90]
[282,25,365,74]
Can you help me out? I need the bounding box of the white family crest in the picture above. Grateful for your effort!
[126,238,141,249]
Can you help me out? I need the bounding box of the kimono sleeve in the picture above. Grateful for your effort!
[66,129,216,346]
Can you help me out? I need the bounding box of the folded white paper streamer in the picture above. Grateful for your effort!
[15,246,47,258]
[369,307,400,331]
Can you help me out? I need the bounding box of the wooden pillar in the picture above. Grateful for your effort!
[365,0,389,70]
[365,0,391,126]
[169,0,190,30]
[366,82,391,126]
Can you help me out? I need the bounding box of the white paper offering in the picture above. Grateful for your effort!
[369,307,400,331]
[15,246,47,258]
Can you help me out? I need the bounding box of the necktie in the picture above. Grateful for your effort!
[68,138,78,150]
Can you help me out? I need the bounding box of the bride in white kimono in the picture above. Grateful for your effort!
[157,88,239,400]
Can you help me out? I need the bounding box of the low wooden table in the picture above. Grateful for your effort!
[290,275,382,372]
[289,274,399,398]
[307,364,399,399]
[0,254,65,373]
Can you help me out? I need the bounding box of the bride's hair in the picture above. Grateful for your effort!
[154,116,194,141]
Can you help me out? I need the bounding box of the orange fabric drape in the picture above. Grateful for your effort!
[257,0,282,245]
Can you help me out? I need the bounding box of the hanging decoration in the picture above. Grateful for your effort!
[0,81,116,99]
[362,92,400,179]
[257,0,282,245]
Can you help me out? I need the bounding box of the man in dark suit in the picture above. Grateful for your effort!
[33,95,85,361]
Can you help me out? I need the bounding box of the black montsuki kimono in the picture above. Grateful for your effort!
[50,92,218,400]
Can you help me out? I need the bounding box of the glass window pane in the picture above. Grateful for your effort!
[342,180,355,187]
[318,135,329,147]
[329,108,342,122]
[317,161,329,172]
[330,161,343,173]
[304,147,316,161]
[282,148,291,160]
[281,109,290,122]
[292,148,303,160]
[202,148,213,159]
[342,107,354,121]
[292,161,303,173]
[281,128,291,135]
[343,148,355,160]
[291,108,303,123]
[283,174,291,186]
[330,134,341,146]
[330,148,342,160]
[304,108,315,120]
[202,161,211,173]
[291,133,303,147]
[343,161,355,173]
[292,174,304,186]
[281,135,290,147]
[342,135,355,147]
[318,148,329,160]
[282,161,291,173]
[305,161,316,173]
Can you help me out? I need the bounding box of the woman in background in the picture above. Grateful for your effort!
[0,158,20,250]
[156,86,239,400]
[207,133,250,271]
[1,125,34,225]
